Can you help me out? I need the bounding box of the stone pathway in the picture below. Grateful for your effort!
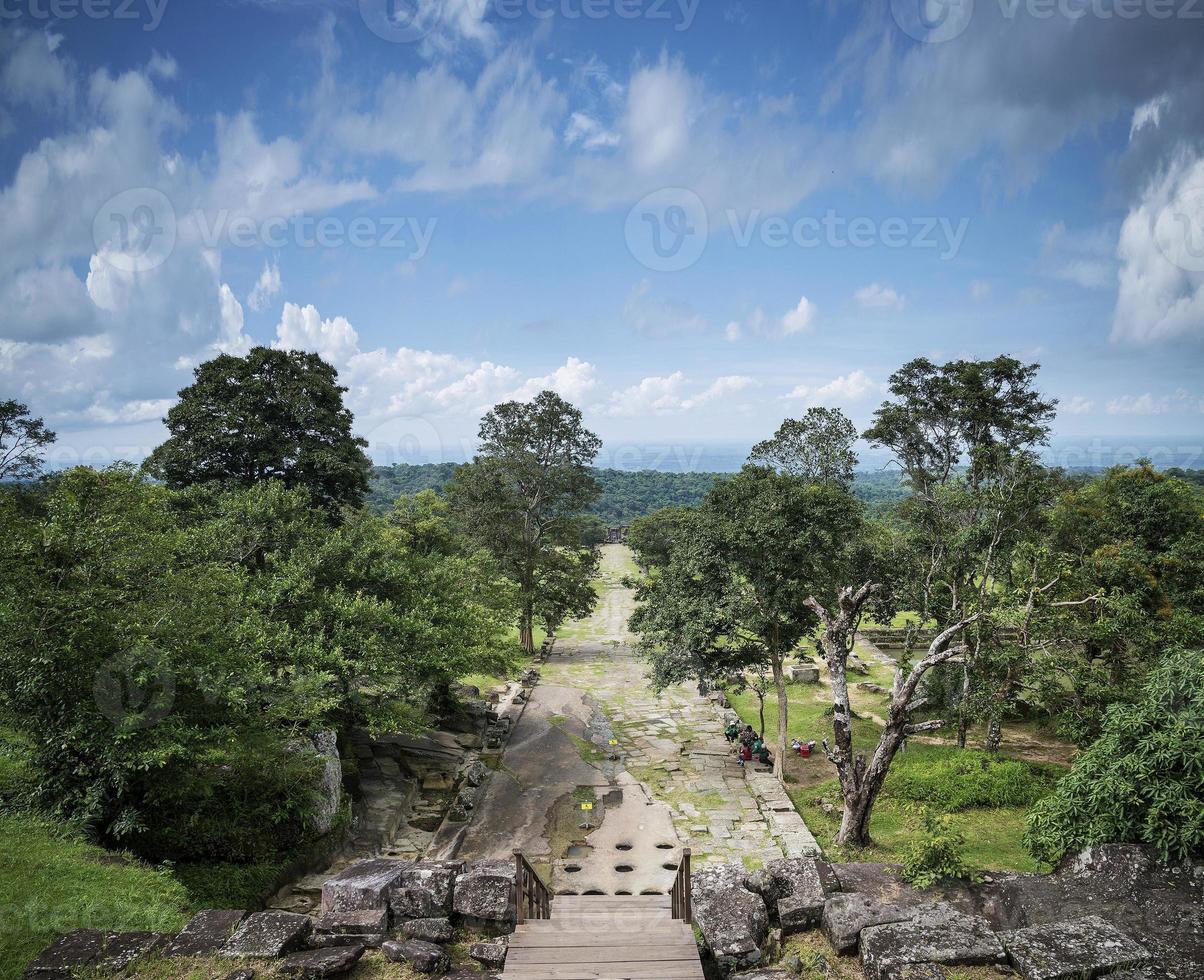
[454,545,808,887]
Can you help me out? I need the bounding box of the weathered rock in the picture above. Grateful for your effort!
[452,860,516,928]
[321,858,408,913]
[164,909,248,957]
[470,937,509,968]
[762,858,826,933]
[309,908,387,948]
[1001,915,1151,979]
[859,904,1006,980]
[382,938,450,973]
[821,894,920,955]
[463,759,489,787]
[23,930,166,978]
[399,917,454,943]
[881,966,948,980]
[692,863,770,972]
[306,729,343,836]
[221,911,314,958]
[277,944,365,978]
[728,972,795,980]
[389,860,463,919]
[224,971,256,980]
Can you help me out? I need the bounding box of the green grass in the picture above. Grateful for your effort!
[0,815,189,980]
[170,859,293,912]
[725,678,1062,875]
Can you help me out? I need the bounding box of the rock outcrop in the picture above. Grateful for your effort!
[859,904,1007,980]
[452,860,516,930]
[691,863,770,971]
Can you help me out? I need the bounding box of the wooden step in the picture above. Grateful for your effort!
[511,932,695,948]
[503,965,704,980]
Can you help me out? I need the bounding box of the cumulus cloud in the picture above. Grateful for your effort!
[602,372,754,417]
[854,283,905,310]
[781,296,818,335]
[247,260,282,313]
[727,296,817,340]
[1062,396,1095,416]
[623,280,706,337]
[786,369,880,407]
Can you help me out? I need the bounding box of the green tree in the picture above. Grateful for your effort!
[864,356,1058,746]
[1024,648,1204,864]
[627,505,695,570]
[144,348,370,511]
[447,391,602,653]
[631,466,864,777]
[749,407,858,485]
[0,400,55,481]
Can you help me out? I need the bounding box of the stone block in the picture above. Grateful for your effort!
[163,909,247,958]
[277,944,365,977]
[321,858,408,914]
[860,905,1006,980]
[1001,915,1151,980]
[821,894,917,954]
[221,911,313,958]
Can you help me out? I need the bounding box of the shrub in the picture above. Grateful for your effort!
[172,858,293,911]
[899,809,969,887]
[1024,648,1204,865]
[886,751,1055,811]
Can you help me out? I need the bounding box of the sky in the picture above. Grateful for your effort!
[1,0,1203,471]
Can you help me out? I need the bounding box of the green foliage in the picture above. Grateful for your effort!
[749,408,858,485]
[899,809,970,887]
[0,399,55,482]
[626,506,695,570]
[1024,648,1204,865]
[144,347,371,511]
[0,815,187,980]
[171,857,294,912]
[885,752,1056,811]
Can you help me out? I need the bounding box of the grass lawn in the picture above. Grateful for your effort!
[0,815,189,980]
[725,663,1068,875]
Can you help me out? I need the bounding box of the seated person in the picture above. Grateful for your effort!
[738,742,753,765]
[724,722,740,743]
[756,744,771,766]
[751,737,764,755]
[791,737,803,755]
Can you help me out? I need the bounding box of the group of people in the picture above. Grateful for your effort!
[724,722,772,767]
[723,720,818,767]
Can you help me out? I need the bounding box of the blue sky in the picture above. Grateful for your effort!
[1,0,1202,470]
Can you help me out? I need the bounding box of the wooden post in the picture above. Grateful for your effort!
[682,848,692,924]
[514,849,525,924]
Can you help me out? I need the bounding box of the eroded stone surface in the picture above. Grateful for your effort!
[382,938,450,973]
[164,909,247,957]
[398,917,454,943]
[321,858,408,914]
[23,929,105,979]
[452,860,516,927]
[692,863,770,971]
[277,944,364,978]
[860,905,1005,980]
[1002,915,1150,980]
[470,937,509,968]
[821,893,918,954]
[221,911,313,958]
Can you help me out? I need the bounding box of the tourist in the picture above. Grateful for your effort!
[738,742,753,766]
[725,722,740,743]
[756,743,771,767]
[791,737,803,755]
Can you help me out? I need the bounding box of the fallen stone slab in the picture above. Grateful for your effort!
[382,938,450,973]
[399,917,454,943]
[93,932,170,970]
[309,907,387,948]
[729,971,796,980]
[452,860,516,929]
[221,911,313,958]
[470,937,509,968]
[321,858,408,913]
[277,943,365,977]
[821,894,920,955]
[389,860,463,919]
[860,904,1006,980]
[692,863,770,972]
[163,909,248,957]
[881,966,948,979]
[23,929,106,979]
[1002,915,1151,980]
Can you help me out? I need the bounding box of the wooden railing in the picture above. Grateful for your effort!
[514,850,552,922]
[670,847,692,923]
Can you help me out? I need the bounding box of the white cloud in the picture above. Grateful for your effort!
[781,295,818,335]
[602,372,754,417]
[787,369,880,406]
[274,302,360,366]
[1112,150,1204,345]
[247,260,282,313]
[854,283,905,311]
[1130,94,1170,140]
[969,280,991,301]
[1063,396,1095,415]
[623,280,706,337]
[1105,393,1169,416]
[564,112,620,150]
[507,356,599,404]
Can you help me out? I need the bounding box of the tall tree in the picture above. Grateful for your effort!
[144,348,370,511]
[446,391,602,653]
[749,407,858,485]
[0,399,56,481]
[631,466,864,777]
[864,356,1057,746]
[806,582,976,846]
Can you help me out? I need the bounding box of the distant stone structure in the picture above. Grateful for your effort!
[605,525,629,544]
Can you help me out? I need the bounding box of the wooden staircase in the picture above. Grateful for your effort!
[504,850,703,980]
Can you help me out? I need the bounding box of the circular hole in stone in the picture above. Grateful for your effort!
[615,890,632,895]
[655,842,674,850]
[614,864,634,873]
[564,864,581,873]
[615,843,633,851]
[558,889,578,895]
[640,889,663,895]
[584,889,605,895]
[662,862,676,870]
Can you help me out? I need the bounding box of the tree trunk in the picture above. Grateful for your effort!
[986,716,1002,754]
[519,607,534,655]
[771,657,788,779]
[956,663,970,748]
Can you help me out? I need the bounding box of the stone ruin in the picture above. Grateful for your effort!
[689,844,1203,980]
[24,856,519,979]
